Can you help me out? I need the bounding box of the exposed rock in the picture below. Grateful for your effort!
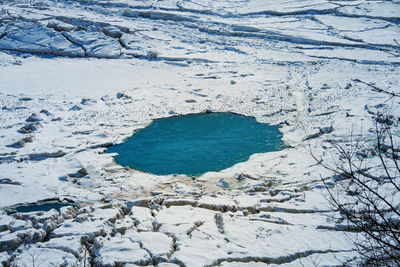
[304,126,334,140]
[151,191,164,196]
[0,229,33,252]
[0,178,21,185]
[235,173,247,181]
[60,206,78,220]
[18,122,41,134]
[68,167,88,178]
[25,113,41,122]
[0,231,23,252]
[375,115,394,125]
[9,220,31,232]
[91,208,123,224]
[127,198,151,209]
[269,190,280,197]
[31,228,46,242]
[101,26,123,38]
[51,117,62,121]
[81,98,97,105]
[19,97,33,101]
[215,212,225,234]
[236,173,257,180]
[73,214,90,223]
[147,50,159,59]
[116,92,131,99]
[76,178,95,187]
[217,178,230,188]
[0,215,13,232]
[87,142,113,149]
[28,150,65,160]
[42,219,57,234]
[30,209,60,224]
[114,217,135,234]
[6,136,32,148]
[164,199,197,208]
[40,109,52,116]
[198,196,237,212]
[69,105,82,111]
[234,194,260,214]
[319,126,334,134]
[171,183,200,195]
[72,130,93,135]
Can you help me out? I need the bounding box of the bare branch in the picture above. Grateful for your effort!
[353,79,400,98]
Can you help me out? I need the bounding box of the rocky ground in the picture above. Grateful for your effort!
[0,0,399,266]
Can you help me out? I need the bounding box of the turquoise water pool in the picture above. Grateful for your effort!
[107,112,283,176]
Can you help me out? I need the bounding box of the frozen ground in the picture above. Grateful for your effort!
[0,0,399,266]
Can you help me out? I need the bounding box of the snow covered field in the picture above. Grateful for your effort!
[0,0,399,266]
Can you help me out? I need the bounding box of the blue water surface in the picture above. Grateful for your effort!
[107,112,283,176]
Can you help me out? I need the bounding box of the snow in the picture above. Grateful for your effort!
[13,245,77,266]
[0,23,84,56]
[95,235,151,266]
[0,0,399,265]
[0,58,189,98]
[43,235,83,257]
[125,230,174,259]
[0,215,13,232]
[337,1,400,20]
[51,219,107,238]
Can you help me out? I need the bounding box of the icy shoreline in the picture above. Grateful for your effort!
[1,0,400,266]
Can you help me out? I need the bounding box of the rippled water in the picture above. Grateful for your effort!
[108,112,284,176]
